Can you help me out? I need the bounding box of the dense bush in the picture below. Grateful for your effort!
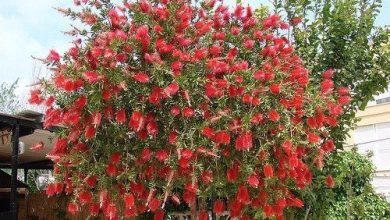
[286,149,390,219]
[29,0,349,219]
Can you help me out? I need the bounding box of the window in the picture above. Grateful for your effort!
[368,87,390,106]
[354,122,390,171]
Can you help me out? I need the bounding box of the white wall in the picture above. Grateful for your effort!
[354,122,390,200]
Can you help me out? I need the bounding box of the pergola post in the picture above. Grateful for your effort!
[10,123,20,220]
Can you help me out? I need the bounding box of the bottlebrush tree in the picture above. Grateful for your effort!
[29,0,350,219]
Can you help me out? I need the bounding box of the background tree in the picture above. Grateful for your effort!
[0,79,21,114]
[286,149,390,219]
[271,0,390,147]
[253,0,390,218]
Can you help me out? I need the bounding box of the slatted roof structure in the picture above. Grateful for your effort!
[0,110,55,220]
[0,111,55,169]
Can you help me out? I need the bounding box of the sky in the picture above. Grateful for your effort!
[0,0,389,108]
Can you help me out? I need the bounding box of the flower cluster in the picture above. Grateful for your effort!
[30,0,350,219]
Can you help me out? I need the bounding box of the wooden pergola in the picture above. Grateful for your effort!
[0,111,54,220]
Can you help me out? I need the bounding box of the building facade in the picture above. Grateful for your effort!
[346,90,390,200]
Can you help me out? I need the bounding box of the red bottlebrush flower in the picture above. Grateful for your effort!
[85,126,96,139]
[85,175,97,188]
[92,112,102,126]
[46,183,56,197]
[148,198,161,212]
[129,111,144,132]
[280,22,289,30]
[147,121,158,136]
[44,96,55,107]
[198,211,208,220]
[104,105,113,120]
[269,84,281,94]
[201,170,213,184]
[229,199,243,217]
[214,131,231,145]
[263,204,274,217]
[164,83,180,96]
[338,95,351,105]
[181,148,193,159]
[182,107,194,118]
[322,69,334,79]
[213,200,225,214]
[205,83,223,98]
[268,110,280,122]
[49,138,67,157]
[183,190,196,205]
[102,90,111,101]
[99,190,108,208]
[47,50,60,62]
[116,109,126,124]
[242,94,253,104]
[185,182,198,193]
[156,150,169,162]
[236,185,250,204]
[52,182,64,194]
[263,164,274,178]
[67,202,80,215]
[106,203,118,219]
[141,148,153,162]
[154,25,163,33]
[154,210,165,220]
[116,53,128,62]
[63,110,81,125]
[247,174,259,188]
[307,117,318,129]
[124,193,135,207]
[139,0,151,13]
[28,89,44,104]
[89,203,100,216]
[110,152,122,164]
[194,48,208,60]
[168,131,178,144]
[170,106,181,116]
[282,140,293,154]
[321,79,334,94]
[202,127,215,139]
[338,87,350,95]
[251,113,263,124]
[83,71,102,84]
[321,140,335,153]
[133,72,150,83]
[106,163,117,177]
[73,142,88,152]
[243,39,255,49]
[149,87,164,105]
[136,25,149,38]
[291,17,302,26]
[63,80,75,92]
[74,95,87,109]
[326,175,335,188]
[171,61,183,73]
[254,70,265,80]
[235,131,253,151]
[78,191,92,205]
[288,197,304,207]
[178,158,190,168]
[31,141,44,151]
[307,133,320,143]
[227,163,240,183]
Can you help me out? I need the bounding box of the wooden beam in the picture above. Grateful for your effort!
[10,123,20,220]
